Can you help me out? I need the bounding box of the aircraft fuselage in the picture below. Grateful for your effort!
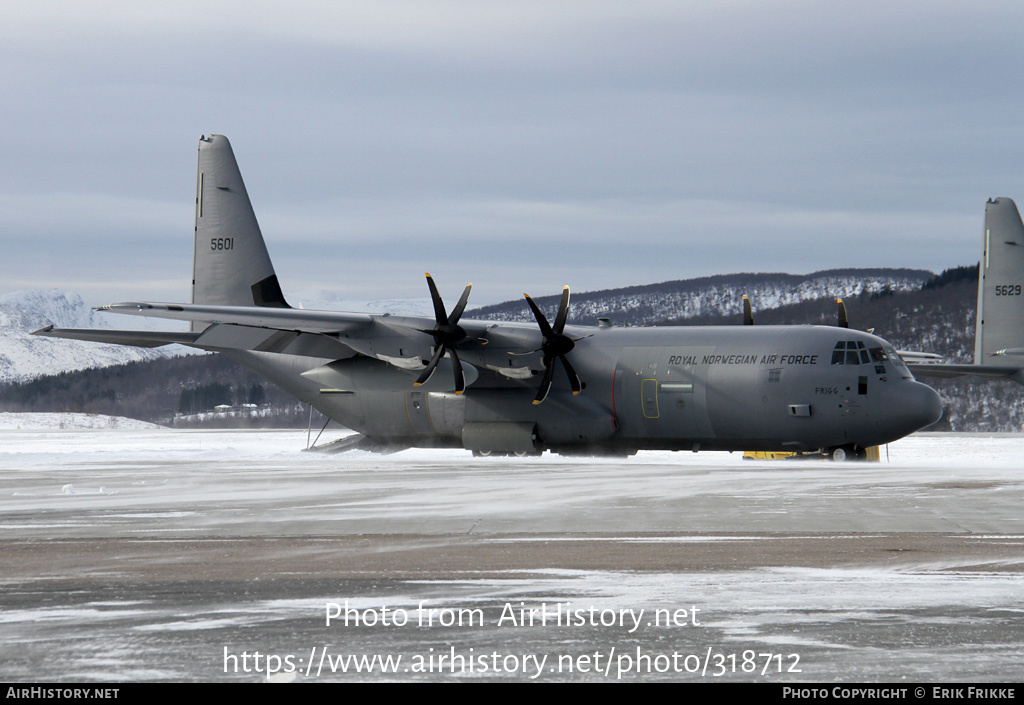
[228,321,942,455]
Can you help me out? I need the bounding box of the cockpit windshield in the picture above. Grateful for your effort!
[832,339,909,375]
[830,340,870,365]
[884,346,908,369]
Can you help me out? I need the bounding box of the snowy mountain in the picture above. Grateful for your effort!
[0,290,187,384]
[469,268,934,326]
[288,289,435,317]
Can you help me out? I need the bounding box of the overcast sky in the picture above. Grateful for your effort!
[2,1,1023,309]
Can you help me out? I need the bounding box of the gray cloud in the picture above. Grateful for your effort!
[1,1,1021,307]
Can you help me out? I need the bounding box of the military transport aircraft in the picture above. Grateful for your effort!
[34,135,944,461]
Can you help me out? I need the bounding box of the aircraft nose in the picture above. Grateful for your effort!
[883,381,943,434]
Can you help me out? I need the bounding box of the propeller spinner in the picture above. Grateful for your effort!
[415,273,473,394]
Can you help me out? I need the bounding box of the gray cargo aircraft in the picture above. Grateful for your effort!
[35,135,944,460]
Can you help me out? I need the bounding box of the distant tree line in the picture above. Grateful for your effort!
[0,352,321,428]
[921,265,979,290]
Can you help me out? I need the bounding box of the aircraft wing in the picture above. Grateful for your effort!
[87,301,543,372]
[98,302,374,333]
[42,299,548,391]
[896,350,942,364]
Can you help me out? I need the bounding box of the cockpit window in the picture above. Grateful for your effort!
[832,340,872,365]
[885,346,907,368]
[831,342,845,365]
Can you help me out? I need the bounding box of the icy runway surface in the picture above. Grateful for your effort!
[1,426,1023,681]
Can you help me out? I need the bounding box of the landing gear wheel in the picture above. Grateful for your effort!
[472,450,492,457]
[830,446,849,462]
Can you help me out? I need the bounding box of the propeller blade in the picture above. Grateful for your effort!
[448,284,472,325]
[414,344,446,386]
[450,348,466,395]
[559,355,582,395]
[523,293,554,338]
[837,299,849,329]
[743,295,753,325]
[532,359,556,405]
[425,273,447,327]
[553,286,571,334]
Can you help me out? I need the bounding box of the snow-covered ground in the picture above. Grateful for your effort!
[0,423,1021,682]
[0,422,1022,535]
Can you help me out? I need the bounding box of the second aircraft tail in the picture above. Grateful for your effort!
[975,197,1024,364]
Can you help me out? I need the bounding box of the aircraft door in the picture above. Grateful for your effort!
[618,346,713,440]
[641,379,659,418]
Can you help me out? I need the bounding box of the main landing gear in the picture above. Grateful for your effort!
[828,444,866,462]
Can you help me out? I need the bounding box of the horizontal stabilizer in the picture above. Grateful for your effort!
[31,326,200,348]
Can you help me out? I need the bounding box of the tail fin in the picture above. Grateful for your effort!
[192,135,288,330]
[975,197,1024,364]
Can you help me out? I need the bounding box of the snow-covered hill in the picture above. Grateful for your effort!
[470,268,934,326]
[0,290,187,384]
[0,412,164,430]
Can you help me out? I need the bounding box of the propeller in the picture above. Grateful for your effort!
[836,298,849,328]
[835,298,873,333]
[414,273,474,394]
[518,286,584,405]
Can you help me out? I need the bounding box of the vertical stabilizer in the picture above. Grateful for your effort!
[192,135,288,331]
[975,197,1024,363]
